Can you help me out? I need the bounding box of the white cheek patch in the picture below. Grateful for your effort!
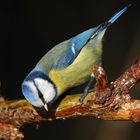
[34,78,56,103]
[23,81,44,107]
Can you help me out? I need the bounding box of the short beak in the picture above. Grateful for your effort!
[44,104,48,111]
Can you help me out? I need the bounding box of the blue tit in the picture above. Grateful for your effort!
[22,5,130,111]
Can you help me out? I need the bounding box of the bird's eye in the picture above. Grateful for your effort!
[38,92,43,98]
[37,90,47,105]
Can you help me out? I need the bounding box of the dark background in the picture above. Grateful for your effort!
[1,0,140,139]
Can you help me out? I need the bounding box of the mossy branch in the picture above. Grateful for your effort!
[0,59,140,139]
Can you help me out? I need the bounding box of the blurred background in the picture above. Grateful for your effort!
[1,0,140,139]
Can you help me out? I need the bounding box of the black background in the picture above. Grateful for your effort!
[1,0,140,139]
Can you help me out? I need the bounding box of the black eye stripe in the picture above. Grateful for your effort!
[33,80,46,105]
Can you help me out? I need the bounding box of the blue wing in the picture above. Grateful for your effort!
[52,5,130,70]
[52,28,95,69]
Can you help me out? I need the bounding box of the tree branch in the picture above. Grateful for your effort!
[0,59,140,139]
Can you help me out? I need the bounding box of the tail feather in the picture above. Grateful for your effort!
[91,4,131,39]
[108,4,131,25]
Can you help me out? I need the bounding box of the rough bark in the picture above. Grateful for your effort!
[0,59,140,139]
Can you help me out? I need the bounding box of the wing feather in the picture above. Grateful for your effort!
[36,28,96,72]
[52,28,95,69]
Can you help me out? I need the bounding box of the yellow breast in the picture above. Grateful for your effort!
[49,45,102,96]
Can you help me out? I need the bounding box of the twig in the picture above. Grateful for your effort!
[0,59,140,139]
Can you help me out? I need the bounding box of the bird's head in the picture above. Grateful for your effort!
[22,70,57,110]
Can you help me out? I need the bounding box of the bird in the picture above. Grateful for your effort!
[22,5,130,111]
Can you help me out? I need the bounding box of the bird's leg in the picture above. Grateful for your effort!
[79,75,96,103]
[79,65,108,103]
